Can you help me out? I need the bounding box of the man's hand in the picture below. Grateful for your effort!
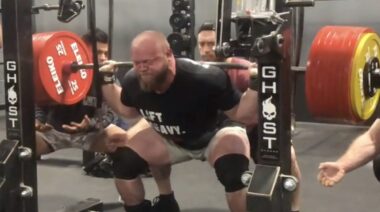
[35,119,53,132]
[317,162,346,187]
[249,62,258,78]
[99,60,117,84]
[62,115,91,134]
[99,60,117,73]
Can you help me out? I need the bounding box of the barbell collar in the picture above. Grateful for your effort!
[364,57,380,98]
[371,68,380,89]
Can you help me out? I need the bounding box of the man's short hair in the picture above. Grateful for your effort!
[82,28,108,44]
[198,22,215,34]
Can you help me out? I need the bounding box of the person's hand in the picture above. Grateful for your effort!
[249,62,258,78]
[62,115,91,134]
[35,119,53,132]
[317,162,346,187]
[99,60,117,74]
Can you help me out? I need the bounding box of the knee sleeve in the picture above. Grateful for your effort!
[214,154,249,192]
[124,200,151,212]
[109,147,148,180]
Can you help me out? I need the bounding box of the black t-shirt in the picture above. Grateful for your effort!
[120,58,241,149]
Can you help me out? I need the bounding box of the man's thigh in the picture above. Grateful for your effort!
[126,119,172,166]
[206,126,250,165]
[88,124,125,152]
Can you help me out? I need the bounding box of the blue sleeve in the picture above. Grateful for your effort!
[35,105,48,122]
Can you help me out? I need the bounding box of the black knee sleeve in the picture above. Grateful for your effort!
[124,200,151,212]
[109,147,148,180]
[214,154,249,192]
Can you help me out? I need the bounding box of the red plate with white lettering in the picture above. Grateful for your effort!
[33,31,93,105]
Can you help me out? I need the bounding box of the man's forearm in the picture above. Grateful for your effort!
[235,89,259,125]
[337,132,378,173]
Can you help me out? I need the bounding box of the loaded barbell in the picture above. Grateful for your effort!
[32,27,380,124]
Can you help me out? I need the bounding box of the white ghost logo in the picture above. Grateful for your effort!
[8,85,17,105]
[262,96,276,120]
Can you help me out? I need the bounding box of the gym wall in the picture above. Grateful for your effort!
[1,0,379,124]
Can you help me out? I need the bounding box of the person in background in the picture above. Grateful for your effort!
[34,28,122,159]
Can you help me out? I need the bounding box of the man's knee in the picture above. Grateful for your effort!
[35,133,54,156]
[109,147,148,180]
[214,154,249,192]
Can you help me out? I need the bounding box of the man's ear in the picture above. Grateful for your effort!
[225,57,233,63]
[166,48,173,57]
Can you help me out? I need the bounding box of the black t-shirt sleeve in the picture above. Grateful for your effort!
[213,69,242,111]
[120,70,135,107]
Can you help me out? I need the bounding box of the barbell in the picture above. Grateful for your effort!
[70,61,251,71]
[31,27,380,124]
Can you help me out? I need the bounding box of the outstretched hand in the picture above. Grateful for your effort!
[317,162,346,187]
[62,115,91,134]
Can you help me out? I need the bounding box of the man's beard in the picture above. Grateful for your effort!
[138,66,169,92]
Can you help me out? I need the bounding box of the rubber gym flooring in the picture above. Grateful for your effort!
[28,122,380,211]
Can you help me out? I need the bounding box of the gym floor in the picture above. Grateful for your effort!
[32,122,380,212]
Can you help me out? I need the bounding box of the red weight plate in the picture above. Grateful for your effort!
[33,31,93,105]
[305,26,374,123]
